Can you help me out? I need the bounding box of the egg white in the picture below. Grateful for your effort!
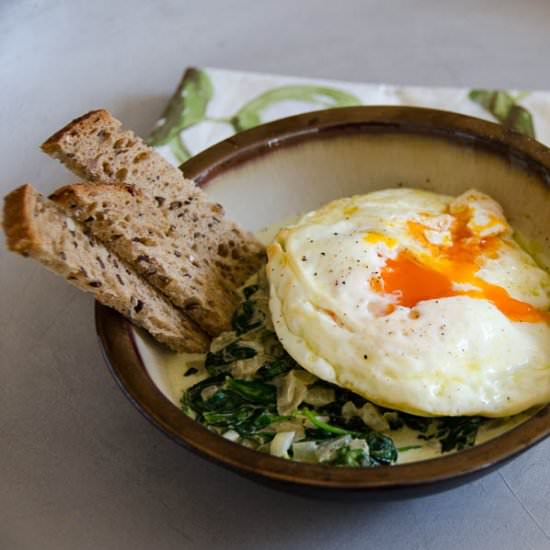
[267,188,550,417]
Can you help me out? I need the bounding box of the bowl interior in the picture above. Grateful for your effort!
[97,107,550,491]
[207,132,549,261]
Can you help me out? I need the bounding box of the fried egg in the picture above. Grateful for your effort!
[267,188,550,417]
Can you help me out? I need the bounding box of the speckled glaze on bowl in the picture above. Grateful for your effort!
[96,106,550,497]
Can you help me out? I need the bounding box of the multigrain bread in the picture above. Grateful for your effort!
[41,110,266,290]
[3,184,209,352]
[50,182,239,335]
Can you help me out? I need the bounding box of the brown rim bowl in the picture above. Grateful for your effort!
[96,106,550,497]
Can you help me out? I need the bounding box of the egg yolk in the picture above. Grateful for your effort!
[370,208,548,323]
[363,231,398,248]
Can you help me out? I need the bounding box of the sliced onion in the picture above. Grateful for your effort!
[273,420,305,441]
[317,435,352,463]
[304,386,335,407]
[222,430,240,442]
[350,438,369,452]
[210,331,238,353]
[275,370,309,416]
[341,401,390,432]
[359,403,390,432]
[291,441,319,463]
[270,431,296,458]
[342,401,358,421]
[230,354,264,379]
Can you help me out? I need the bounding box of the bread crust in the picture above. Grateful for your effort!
[41,110,115,180]
[3,184,209,352]
[41,109,265,290]
[3,184,38,255]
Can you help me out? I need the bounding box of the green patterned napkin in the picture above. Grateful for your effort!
[148,67,550,165]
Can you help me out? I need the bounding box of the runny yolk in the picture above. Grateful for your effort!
[371,253,456,306]
[370,208,548,323]
[363,231,397,248]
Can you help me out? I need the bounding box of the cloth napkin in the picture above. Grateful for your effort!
[148,67,550,166]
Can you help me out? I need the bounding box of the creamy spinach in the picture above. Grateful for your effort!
[180,270,524,467]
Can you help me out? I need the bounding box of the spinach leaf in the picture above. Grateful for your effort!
[205,342,258,376]
[301,408,356,436]
[341,415,372,434]
[204,387,246,411]
[314,384,366,421]
[184,367,199,377]
[184,374,279,437]
[435,416,482,453]
[398,412,433,433]
[234,410,284,443]
[328,446,371,467]
[202,406,257,428]
[245,410,278,431]
[305,427,343,441]
[301,409,398,465]
[183,374,226,413]
[242,284,259,299]
[365,432,398,465]
[384,412,404,431]
[231,300,264,335]
[225,379,276,406]
[397,445,422,452]
[256,358,294,381]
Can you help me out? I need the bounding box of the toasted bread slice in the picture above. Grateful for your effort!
[50,182,239,335]
[3,184,209,352]
[41,110,265,290]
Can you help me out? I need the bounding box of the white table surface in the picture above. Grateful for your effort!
[2,1,550,549]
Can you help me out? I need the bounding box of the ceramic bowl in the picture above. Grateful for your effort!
[96,106,550,497]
